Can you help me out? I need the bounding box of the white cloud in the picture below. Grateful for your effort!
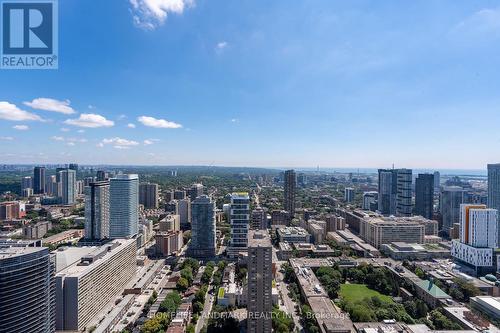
[64,113,114,128]
[0,136,14,141]
[67,137,88,143]
[130,0,194,30]
[60,127,70,132]
[127,123,136,128]
[77,129,85,133]
[0,101,43,121]
[24,98,76,114]
[137,115,182,128]
[144,139,154,145]
[13,125,29,130]
[66,142,76,146]
[452,7,500,37]
[100,137,140,149]
[51,136,65,141]
[230,118,239,123]
[216,41,228,53]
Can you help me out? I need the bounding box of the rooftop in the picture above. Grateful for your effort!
[415,280,450,299]
[56,239,135,277]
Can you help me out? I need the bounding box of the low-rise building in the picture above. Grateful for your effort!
[23,220,52,239]
[42,229,84,246]
[277,226,311,243]
[381,242,451,261]
[469,296,500,322]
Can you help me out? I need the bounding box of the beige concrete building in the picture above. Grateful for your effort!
[55,239,137,331]
[159,214,180,232]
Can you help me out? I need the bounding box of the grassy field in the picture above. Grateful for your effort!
[340,284,393,303]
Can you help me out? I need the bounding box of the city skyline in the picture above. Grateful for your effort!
[1,1,500,168]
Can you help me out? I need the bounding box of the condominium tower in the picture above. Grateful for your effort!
[284,169,296,214]
[139,183,159,209]
[189,195,216,258]
[33,166,46,194]
[228,192,250,258]
[84,181,110,240]
[378,168,412,216]
[440,186,465,232]
[60,169,76,205]
[0,244,56,333]
[109,174,139,238]
[487,164,500,212]
[415,173,434,219]
[247,230,272,333]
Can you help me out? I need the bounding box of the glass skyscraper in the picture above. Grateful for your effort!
[109,174,139,238]
[189,195,216,258]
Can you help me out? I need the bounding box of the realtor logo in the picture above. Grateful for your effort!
[1,0,58,69]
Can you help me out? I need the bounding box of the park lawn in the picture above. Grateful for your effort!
[340,284,394,304]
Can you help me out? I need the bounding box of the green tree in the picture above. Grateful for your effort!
[177,277,189,291]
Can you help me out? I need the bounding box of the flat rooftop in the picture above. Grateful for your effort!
[56,239,135,277]
[0,246,45,260]
[248,230,271,247]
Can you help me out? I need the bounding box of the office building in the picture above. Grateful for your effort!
[139,183,159,209]
[173,190,186,200]
[21,176,32,191]
[188,183,203,200]
[440,186,465,232]
[175,198,191,228]
[297,173,307,187]
[344,187,354,203]
[96,170,108,181]
[251,207,267,230]
[68,163,78,173]
[189,195,216,258]
[22,188,33,197]
[357,214,437,249]
[378,168,412,216]
[362,191,378,210]
[247,230,272,333]
[60,169,76,205]
[488,164,500,212]
[451,204,499,275]
[378,169,397,215]
[228,192,250,257]
[284,169,296,214]
[0,245,56,333]
[434,171,441,192]
[396,168,412,216]
[109,174,139,238]
[46,175,58,197]
[84,181,110,240]
[55,239,136,331]
[33,166,46,194]
[415,173,434,219]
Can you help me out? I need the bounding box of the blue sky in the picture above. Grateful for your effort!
[1,0,500,169]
